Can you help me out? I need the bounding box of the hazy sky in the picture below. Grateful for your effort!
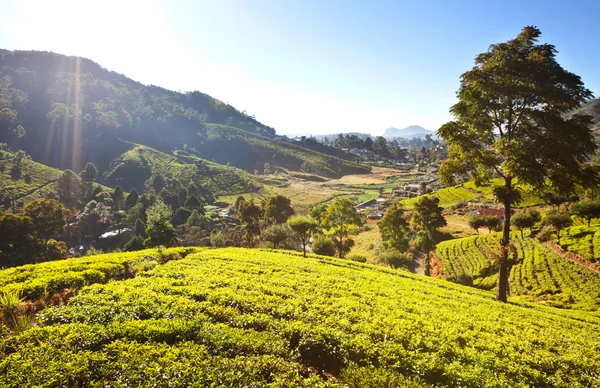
[0,0,599,135]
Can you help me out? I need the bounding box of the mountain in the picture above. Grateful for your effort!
[383,125,435,139]
[1,247,599,386]
[570,98,600,136]
[0,50,369,196]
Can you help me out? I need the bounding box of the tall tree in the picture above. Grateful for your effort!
[287,215,318,257]
[378,202,410,252]
[372,136,389,157]
[23,199,69,260]
[125,188,139,210]
[544,210,573,243]
[111,185,125,211]
[262,195,294,225]
[437,26,597,302]
[0,212,37,267]
[237,200,262,247]
[323,198,362,258]
[80,162,98,183]
[144,199,177,247]
[57,169,83,209]
[412,196,446,272]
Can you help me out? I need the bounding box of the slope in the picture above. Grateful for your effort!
[103,140,262,196]
[435,232,600,310]
[0,50,370,179]
[1,248,599,387]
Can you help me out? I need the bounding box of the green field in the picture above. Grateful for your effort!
[435,232,600,310]
[401,185,479,207]
[1,247,600,386]
[559,224,600,263]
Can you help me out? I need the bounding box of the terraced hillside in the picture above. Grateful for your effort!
[435,232,600,310]
[202,124,370,178]
[401,179,543,208]
[0,149,62,205]
[103,142,262,196]
[559,224,600,264]
[1,248,600,386]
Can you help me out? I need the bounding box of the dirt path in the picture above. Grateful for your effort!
[543,241,600,275]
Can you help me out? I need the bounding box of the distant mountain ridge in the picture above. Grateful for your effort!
[383,125,435,139]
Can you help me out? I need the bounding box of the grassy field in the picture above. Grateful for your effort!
[346,226,387,264]
[435,232,600,310]
[1,247,599,386]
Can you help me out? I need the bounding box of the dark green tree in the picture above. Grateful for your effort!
[511,209,541,238]
[262,195,294,225]
[437,26,597,302]
[571,201,600,227]
[23,199,69,260]
[378,202,410,251]
[412,196,446,272]
[112,185,125,211]
[125,189,139,210]
[57,169,83,209]
[468,215,487,234]
[0,212,37,267]
[545,210,573,243]
[237,200,262,247]
[323,198,362,258]
[372,136,389,157]
[262,224,291,249]
[144,199,177,247]
[287,215,318,257]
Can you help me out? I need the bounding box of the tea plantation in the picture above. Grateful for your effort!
[1,248,600,387]
[435,232,600,310]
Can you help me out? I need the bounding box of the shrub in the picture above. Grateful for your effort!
[380,250,412,269]
[311,235,336,256]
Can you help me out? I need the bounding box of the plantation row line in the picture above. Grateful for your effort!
[436,233,600,309]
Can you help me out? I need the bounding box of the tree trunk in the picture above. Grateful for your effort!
[302,242,307,257]
[497,178,512,303]
[339,229,343,258]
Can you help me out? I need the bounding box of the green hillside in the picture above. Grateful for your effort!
[570,98,600,136]
[435,232,600,310]
[1,248,600,386]
[0,149,62,205]
[0,50,369,180]
[202,124,370,177]
[103,141,261,196]
[401,179,544,208]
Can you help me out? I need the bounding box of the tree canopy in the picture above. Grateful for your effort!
[437,26,597,302]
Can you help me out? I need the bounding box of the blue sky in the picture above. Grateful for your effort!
[0,0,598,135]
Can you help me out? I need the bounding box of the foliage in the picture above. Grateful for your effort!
[57,169,82,209]
[209,231,228,248]
[511,209,541,237]
[125,188,139,210]
[144,199,177,248]
[468,215,487,234]
[262,195,294,225]
[323,198,362,258]
[287,215,318,257]
[123,236,145,252]
[261,224,292,249]
[380,250,412,269]
[436,232,600,310]
[571,200,600,226]
[0,211,37,267]
[412,196,446,233]
[237,200,262,248]
[311,235,337,257]
[0,248,599,386]
[378,201,410,251]
[23,199,69,260]
[437,26,597,302]
[545,210,573,242]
